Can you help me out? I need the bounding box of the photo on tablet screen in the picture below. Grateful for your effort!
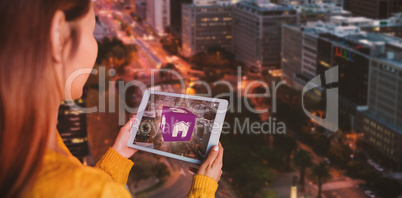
[133,93,219,161]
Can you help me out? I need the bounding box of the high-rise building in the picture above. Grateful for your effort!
[350,0,402,19]
[146,0,171,35]
[94,17,107,41]
[281,25,303,88]
[232,1,297,70]
[282,24,320,89]
[355,40,402,170]
[356,110,402,170]
[57,99,90,162]
[313,32,370,115]
[281,21,402,169]
[135,0,147,20]
[306,32,381,123]
[343,0,351,11]
[170,0,192,33]
[366,48,402,128]
[124,0,135,8]
[181,2,233,57]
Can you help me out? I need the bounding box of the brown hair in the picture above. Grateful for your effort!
[0,0,91,197]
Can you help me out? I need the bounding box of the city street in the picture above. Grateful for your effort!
[249,95,367,198]
[1,0,401,198]
[140,158,235,198]
[91,1,391,197]
[96,0,193,81]
[91,2,237,197]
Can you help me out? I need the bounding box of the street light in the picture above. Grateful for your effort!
[291,175,297,198]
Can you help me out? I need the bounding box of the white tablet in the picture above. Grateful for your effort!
[127,90,228,165]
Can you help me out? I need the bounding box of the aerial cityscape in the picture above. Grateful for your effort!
[56,0,402,197]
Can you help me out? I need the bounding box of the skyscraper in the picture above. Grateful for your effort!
[355,40,402,170]
[181,2,233,57]
[57,99,90,162]
[124,0,135,8]
[281,21,402,170]
[170,0,192,33]
[232,1,297,70]
[350,0,402,19]
[146,0,171,35]
[135,0,147,20]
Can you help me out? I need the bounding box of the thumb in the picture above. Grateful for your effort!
[204,145,219,165]
[123,117,135,130]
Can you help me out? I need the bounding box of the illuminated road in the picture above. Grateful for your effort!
[93,2,237,197]
[96,0,193,78]
[148,158,236,198]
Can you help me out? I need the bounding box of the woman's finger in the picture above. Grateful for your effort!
[122,119,132,131]
[213,142,224,166]
[123,115,136,131]
[204,145,219,165]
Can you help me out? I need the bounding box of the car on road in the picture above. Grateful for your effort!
[367,159,384,172]
[138,71,147,78]
[324,157,331,165]
[248,65,260,73]
[374,164,384,172]
[364,190,376,198]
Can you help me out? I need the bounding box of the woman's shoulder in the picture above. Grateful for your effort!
[27,149,131,197]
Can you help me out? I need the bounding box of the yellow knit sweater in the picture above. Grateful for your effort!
[27,133,218,197]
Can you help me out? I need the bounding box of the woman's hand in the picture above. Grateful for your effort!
[197,142,224,182]
[112,115,138,158]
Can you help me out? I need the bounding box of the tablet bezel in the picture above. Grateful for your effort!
[127,90,228,165]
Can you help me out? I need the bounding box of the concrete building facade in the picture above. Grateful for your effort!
[232,1,297,70]
[135,0,147,20]
[350,0,402,19]
[181,3,233,57]
[146,0,170,35]
[170,0,192,33]
[281,20,402,169]
[281,24,319,89]
[356,44,402,169]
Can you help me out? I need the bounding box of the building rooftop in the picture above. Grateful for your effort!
[286,21,402,66]
[288,3,349,15]
[330,13,402,27]
[193,0,237,6]
[183,2,234,8]
[331,16,373,23]
[301,21,364,37]
[236,1,295,13]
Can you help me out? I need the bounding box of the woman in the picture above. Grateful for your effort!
[0,0,223,197]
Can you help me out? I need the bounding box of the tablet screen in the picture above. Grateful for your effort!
[133,93,219,161]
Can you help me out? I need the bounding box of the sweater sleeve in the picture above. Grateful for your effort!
[99,181,132,198]
[95,147,134,185]
[186,175,218,198]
